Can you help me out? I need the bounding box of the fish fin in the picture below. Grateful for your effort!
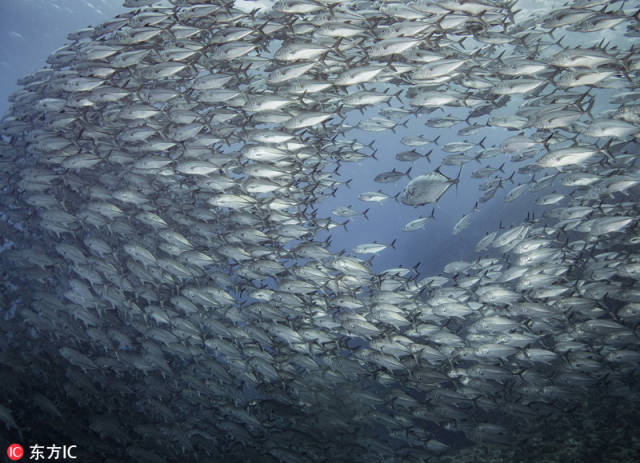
[424,149,433,163]
[584,97,596,119]
[479,136,486,149]
[394,89,403,104]
[506,172,515,184]
[411,261,421,274]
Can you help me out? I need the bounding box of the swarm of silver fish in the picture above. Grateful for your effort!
[1,0,639,461]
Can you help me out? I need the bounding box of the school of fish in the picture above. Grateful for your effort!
[0,0,639,461]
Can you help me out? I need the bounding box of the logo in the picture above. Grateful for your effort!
[7,444,24,461]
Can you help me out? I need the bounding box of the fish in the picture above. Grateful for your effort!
[352,240,396,255]
[332,206,369,220]
[453,202,479,235]
[1,0,639,461]
[401,134,440,147]
[505,183,529,202]
[358,191,397,203]
[403,210,435,232]
[395,149,431,162]
[537,145,602,169]
[374,167,412,183]
[442,138,486,153]
[400,168,461,206]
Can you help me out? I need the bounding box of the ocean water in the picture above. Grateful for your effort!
[1,1,639,462]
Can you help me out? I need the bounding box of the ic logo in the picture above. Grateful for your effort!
[7,444,24,461]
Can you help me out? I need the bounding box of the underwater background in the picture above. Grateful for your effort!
[1,0,640,461]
